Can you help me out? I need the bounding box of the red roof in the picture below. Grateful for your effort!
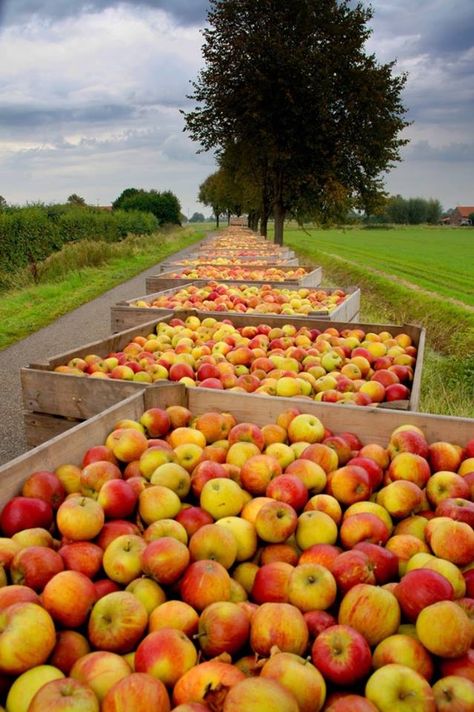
[456,206,474,217]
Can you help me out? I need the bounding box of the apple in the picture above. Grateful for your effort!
[42,570,97,628]
[179,560,231,611]
[311,624,372,686]
[200,477,245,519]
[426,517,474,566]
[141,537,190,585]
[338,584,401,646]
[440,648,474,682]
[429,441,463,472]
[58,541,103,581]
[339,512,390,548]
[10,546,64,591]
[353,542,399,584]
[6,664,65,712]
[106,428,148,463]
[172,659,245,707]
[432,675,474,712]
[27,676,100,712]
[144,518,188,545]
[0,497,53,537]
[365,664,435,712]
[56,496,105,541]
[125,577,166,615]
[250,601,308,657]
[323,436,353,466]
[416,600,471,658]
[88,591,147,654]
[215,516,257,562]
[21,470,66,510]
[288,562,337,611]
[388,452,431,488]
[285,458,327,495]
[139,446,177,480]
[80,461,121,499]
[253,559,295,603]
[138,485,182,525]
[255,500,298,543]
[139,408,170,437]
[223,677,299,712]
[296,510,338,549]
[70,651,131,702]
[228,422,265,450]
[377,480,424,518]
[266,474,308,511]
[436,497,474,526]
[260,651,326,712]
[287,414,324,444]
[197,600,250,657]
[49,630,91,675]
[328,466,372,505]
[372,634,434,680]
[101,672,170,712]
[189,523,237,569]
[324,694,378,711]
[331,550,376,592]
[103,534,146,585]
[190,461,228,498]
[135,628,197,688]
[175,505,214,537]
[96,520,139,550]
[388,430,429,459]
[0,602,56,674]
[0,584,38,610]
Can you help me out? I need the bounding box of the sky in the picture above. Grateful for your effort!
[0,0,472,215]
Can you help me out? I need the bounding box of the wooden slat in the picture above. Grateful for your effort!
[24,413,81,447]
[0,391,148,507]
[145,267,323,293]
[4,383,473,512]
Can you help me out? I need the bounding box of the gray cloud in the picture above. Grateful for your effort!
[0,0,209,26]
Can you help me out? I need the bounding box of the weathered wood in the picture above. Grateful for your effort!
[145,266,323,293]
[2,383,473,510]
[110,284,362,332]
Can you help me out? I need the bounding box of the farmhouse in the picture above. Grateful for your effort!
[447,206,474,225]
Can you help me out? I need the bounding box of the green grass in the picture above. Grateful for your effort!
[285,225,474,306]
[279,225,474,418]
[0,227,206,350]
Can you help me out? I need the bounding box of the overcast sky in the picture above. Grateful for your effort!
[0,0,472,214]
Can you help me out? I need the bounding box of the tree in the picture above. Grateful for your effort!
[189,212,205,223]
[198,173,225,227]
[0,196,7,210]
[67,193,86,207]
[112,188,181,226]
[184,0,408,244]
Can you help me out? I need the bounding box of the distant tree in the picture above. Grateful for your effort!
[384,195,442,224]
[468,212,474,225]
[0,195,7,210]
[67,193,86,207]
[184,0,408,244]
[189,212,205,223]
[426,199,442,225]
[198,173,225,228]
[112,188,181,226]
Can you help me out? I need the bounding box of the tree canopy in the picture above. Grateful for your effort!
[112,188,182,226]
[184,0,409,243]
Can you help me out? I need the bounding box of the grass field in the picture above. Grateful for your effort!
[284,225,474,306]
[279,224,474,417]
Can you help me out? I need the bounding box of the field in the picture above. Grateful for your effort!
[284,225,474,306]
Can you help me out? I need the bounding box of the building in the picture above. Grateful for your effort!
[448,206,474,226]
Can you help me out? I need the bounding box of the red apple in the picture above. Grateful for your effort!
[394,568,455,621]
[311,624,372,685]
[0,497,53,537]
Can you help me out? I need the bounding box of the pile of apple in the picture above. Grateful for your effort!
[171,258,287,267]
[0,405,473,711]
[134,283,348,316]
[55,316,416,406]
[166,266,308,282]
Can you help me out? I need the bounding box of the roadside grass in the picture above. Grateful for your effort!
[0,227,205,351]
[281,227,474,418]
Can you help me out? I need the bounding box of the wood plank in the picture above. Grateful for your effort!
[145,266,323,293]
[0,391,148,507]
[24,413,81,447]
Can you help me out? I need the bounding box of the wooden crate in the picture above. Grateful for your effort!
[158,256,300,271]
[145,266,323,293]
[3,382,474,509]
[21,312,424,446]
[110,284,361,332]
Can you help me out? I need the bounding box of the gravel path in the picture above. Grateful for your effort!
[0,241,201,466]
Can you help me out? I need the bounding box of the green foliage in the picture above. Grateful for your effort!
[67,193,87,206]
[184,0,409,244]
[379,195,442,224]
[0,204,159,287]
[189,212,205,223]
[113,188,182,226]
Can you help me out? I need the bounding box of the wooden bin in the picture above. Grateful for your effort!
[145,265,323,293]
[21,312,424,446]
[110,284,361,332]
[158,256,300,271]
[3,382,474,508]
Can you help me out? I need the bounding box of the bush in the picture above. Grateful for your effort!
[0,205,159,276]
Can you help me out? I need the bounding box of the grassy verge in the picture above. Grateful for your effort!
[0,227,205,351]
[281,229,474,418]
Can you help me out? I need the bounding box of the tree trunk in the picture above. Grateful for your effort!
[227,210,231,225]
[213,205,220,228]
[260,213,268,238]
[273,201,285,245]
